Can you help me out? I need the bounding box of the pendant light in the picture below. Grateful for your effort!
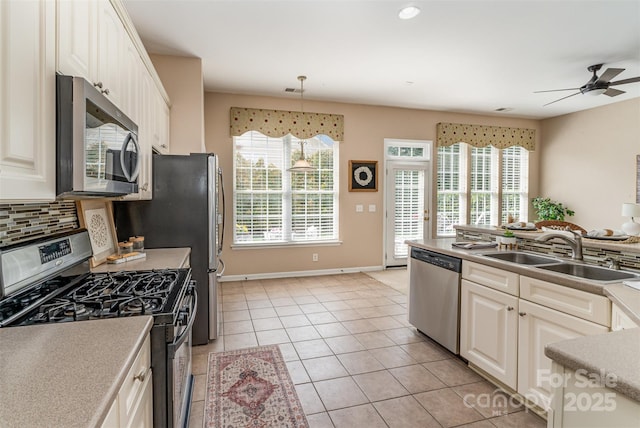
[288,75,315,172]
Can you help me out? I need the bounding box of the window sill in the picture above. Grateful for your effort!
[231,240,343,250]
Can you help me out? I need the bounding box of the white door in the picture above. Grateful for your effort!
[384,161,429,266]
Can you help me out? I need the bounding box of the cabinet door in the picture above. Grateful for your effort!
[460,279,518,388]
[136,68,155,199]
[611,304,638,331]
[153,90,170,154]
[96,0,123,107]
[517,299,609,410]
[57,0,96,81]
[0,0,56,202]
[125,369,153,428]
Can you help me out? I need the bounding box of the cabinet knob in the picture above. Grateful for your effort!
[133,370,146,382]
[93,81,103,88]
[506,306,514,311]
[161,144,167,149]
[101,88,110,95]
[518,312,527,317]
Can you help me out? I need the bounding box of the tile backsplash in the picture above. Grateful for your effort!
[0,202,78,246]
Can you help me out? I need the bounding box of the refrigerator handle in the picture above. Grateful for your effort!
[218,166,225,256]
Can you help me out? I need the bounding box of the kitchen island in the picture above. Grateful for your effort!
[406,237,640,418]
[0,316,153,427]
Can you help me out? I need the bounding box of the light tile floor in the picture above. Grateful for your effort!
[189,270,546,428]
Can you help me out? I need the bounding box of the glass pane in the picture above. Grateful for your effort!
[394,169,424,258]
[234,131,339,244]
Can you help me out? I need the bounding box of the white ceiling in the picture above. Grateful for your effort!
[123,0,640,120]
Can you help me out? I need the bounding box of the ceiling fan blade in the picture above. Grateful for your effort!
[543,92,581,106]
[595,68,624,85]
[604,88,625,97]
[534,88,580,93]
[609,76,640,86]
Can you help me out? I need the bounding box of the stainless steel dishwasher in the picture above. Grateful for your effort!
[408,247,462,354]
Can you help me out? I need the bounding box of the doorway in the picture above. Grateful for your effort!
[384,140,431,268]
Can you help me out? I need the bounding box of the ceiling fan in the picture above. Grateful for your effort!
[535,64,640,106]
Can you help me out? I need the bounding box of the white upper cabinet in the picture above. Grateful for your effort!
[57,0,96,80]
[95,0,124,107]
[0,0,56,202]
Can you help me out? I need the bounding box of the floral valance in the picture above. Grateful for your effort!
[436,122,536,151]
[230,107,344,141]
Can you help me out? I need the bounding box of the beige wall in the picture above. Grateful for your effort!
[150,54,206,154]
[204,92,541,277]
[540,98,640,231]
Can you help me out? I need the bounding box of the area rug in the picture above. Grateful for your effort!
[204,345,309,428]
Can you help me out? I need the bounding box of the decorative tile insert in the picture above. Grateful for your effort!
[0,202,78,246]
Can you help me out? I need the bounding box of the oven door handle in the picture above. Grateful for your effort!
[168,287,198,358]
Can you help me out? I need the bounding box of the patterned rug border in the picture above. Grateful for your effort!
[204,344,309,428]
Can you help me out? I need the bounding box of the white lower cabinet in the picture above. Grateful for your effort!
[460,261,611,413]
[460,279,518,388]
[549,362,640,428]
[102,335,153,428]
[611,303,638,331]
[517,299,608,410]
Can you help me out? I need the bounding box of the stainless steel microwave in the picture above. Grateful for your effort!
[56,74,140,198]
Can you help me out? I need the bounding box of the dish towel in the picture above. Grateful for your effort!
[623,280,640,291]
[586,229,626,238]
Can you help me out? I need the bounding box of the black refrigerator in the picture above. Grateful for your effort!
[114,153,224,345]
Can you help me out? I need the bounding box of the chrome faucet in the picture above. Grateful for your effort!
[536,230,583,260]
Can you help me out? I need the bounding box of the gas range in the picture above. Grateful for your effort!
[0,268,189,327]
[0,229,196,428]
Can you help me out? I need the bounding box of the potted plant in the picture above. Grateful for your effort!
[532,197,575,221]
[498,229,517,247]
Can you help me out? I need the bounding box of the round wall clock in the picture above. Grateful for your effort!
[349,160,378,191]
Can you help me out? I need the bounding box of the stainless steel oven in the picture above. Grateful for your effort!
[0,229,195,428]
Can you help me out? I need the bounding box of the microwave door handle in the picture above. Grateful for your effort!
[167,287,198,358]
[128,133,141,181]
[119,133,141,182]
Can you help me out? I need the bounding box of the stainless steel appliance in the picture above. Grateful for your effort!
[56,74,141,198]
[0,229,195,428]
[408,247,462,354]
[114,153,224,345]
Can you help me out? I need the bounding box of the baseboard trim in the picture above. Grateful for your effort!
[219,265,384,282]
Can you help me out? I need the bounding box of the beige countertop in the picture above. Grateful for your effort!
[545,329,640,402]
[0,316,153,428]
[407,238,630,295]
[91,247,191,273]
[407,238,640,403]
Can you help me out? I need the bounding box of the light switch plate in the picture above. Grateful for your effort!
[368,204,376,212]
[356,204,364,212]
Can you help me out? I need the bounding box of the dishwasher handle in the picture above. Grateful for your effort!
[410,247,462,273]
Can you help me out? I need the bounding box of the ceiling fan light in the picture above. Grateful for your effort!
[398,5,420,20]
[586,88,607,96]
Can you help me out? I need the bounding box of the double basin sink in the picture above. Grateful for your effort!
[479,251,639,283]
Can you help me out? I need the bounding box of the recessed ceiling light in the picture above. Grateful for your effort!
[398,5,421,20]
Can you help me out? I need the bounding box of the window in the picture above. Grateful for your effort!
[234,131,339,245]
[436,143,528,236]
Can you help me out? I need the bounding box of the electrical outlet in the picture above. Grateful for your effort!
[312,253,319,262]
